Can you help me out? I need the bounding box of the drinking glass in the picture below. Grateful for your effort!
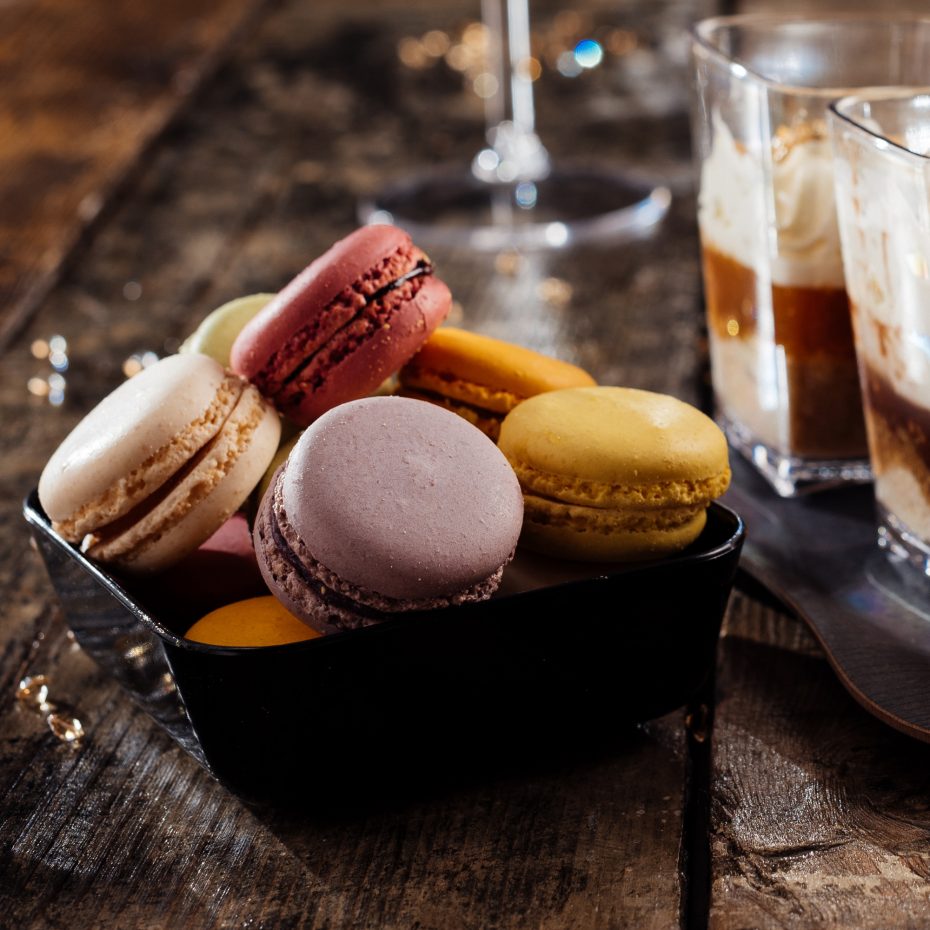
[830,91,930,577]
[690,15,930,496]
[359,0,671,251]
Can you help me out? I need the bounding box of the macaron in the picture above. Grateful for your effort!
[185,596,321,647]
[179,293,275,366]
[398,327,596,440]
[134,513,269,617]
[256,430,302,507]
[39,353,281,573]
[254,396,524,634]
[497,386,731,561]
[230,225,451,426]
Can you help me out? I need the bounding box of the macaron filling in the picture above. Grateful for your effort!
[522,492,707,535]
[276,268,433,412]
[52,374,244,542]
[257,471,506,633]
[253,246,434,405]
[512,461,732,510]
[514,463,724,551]
[402,371,522,416]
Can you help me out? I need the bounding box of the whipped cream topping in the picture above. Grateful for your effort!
[833,140,930,409]
[877,466,930,541]
[698,112,846,289]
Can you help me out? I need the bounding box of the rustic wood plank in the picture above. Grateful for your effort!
[1,604,691,930]
[709,590,930,929]
[0,0,268,353]
[0,0,710,926]
[709,1,930,922]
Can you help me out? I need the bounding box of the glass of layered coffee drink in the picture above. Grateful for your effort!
[830,91,930,577]
[691,16,930,496]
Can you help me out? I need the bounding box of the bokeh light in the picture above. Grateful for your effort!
[48,373,66,406]
[574,39,604,69]
[28,334,69,405]
[473,72,499,99]
[557,51,582,78]
[123,350,161,379]
[445,44,470,72]
[27,377,49,397]
[422,30,450,57]
[475,149,500,173]
[516,56,542,81]
[398,15,641,98]
[515,182,538,209]
[494,251,522,276]
[537,276,573,305]
[398,37,429,70]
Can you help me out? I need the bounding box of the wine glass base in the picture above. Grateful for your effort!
[358,165,671,251]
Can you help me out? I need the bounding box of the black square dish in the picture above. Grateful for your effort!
[25,490,743,800]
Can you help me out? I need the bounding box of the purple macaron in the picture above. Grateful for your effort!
[254,396,524,634]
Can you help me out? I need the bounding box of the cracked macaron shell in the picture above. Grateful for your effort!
[229,225,450,426]
[39,353,281,573]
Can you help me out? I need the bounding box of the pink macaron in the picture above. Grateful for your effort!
[230,225,451,426]
[253,396,524,634]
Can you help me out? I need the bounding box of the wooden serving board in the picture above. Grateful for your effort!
[724,455,930,742]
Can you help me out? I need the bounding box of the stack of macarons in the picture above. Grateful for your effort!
[38,222,732,650]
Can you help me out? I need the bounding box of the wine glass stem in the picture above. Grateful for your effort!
[474,0,550,184]
[482,0,535,135]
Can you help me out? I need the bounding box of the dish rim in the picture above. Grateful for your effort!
[24,488,745,658]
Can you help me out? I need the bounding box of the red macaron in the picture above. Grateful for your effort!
[230,225,451,425]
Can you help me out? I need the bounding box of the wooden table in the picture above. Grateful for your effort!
[4,1,930,927]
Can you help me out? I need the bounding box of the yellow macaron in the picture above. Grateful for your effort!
[185,595,321,647]
[497,386,731,561]
[399,327,595,441]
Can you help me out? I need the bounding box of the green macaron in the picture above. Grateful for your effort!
[180,294,275,367]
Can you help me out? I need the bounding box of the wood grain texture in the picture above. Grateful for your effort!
[0,0,267,352]
[14,0,930,924]
[1,606,690,930]
[0,0,711,926]
[710,591,930,929]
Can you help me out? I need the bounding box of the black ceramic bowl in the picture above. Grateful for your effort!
[25,490,743,800]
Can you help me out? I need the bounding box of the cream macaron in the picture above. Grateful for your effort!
[39,353,281,573]
[497,386,731,561]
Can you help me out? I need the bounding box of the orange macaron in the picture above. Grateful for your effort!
[398,327,595,440]
[185,596,321,647]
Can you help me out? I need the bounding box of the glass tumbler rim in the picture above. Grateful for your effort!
[692,13,930,98]
[829,90,930,163]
